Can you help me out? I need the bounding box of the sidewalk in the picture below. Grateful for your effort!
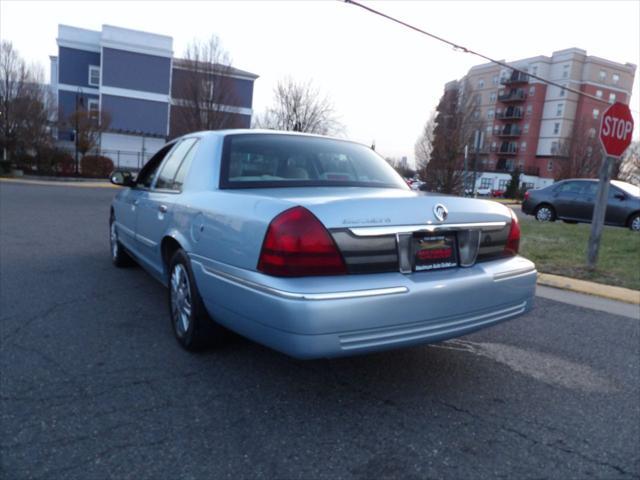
[0,176,116,189]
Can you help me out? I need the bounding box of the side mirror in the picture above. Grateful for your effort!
[110,170,136,187]
[614,193,626,201]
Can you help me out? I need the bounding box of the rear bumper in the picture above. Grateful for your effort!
[190,254,536,359]
[521,200,535,215]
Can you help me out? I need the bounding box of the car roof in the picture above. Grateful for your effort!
[172,129,369,147]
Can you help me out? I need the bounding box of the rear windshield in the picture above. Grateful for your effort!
[220,134,408,189]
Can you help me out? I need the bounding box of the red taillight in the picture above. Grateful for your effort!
[504,209,521,256]
[524,191,530,201]
[257,207,347,277]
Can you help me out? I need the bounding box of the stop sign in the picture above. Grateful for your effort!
[599,102,634,157]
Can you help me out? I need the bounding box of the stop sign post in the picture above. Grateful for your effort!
[587,102,634,268]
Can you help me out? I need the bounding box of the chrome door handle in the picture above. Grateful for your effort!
[158,204,168,213]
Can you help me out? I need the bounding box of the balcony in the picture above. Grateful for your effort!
[499,142,518,155]
[495,109,523,120]
[497,125,522,137]
[498,90,526,102]
[500,72,529,85]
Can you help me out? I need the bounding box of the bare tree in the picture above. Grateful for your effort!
[619,141,640,186]
[414,111,435,179]
[255,77,343,135]
[426,80,480,194]
[555,116,604,180]
[67,106,111,171]
[0,41,52,163]
[171,35,240,137]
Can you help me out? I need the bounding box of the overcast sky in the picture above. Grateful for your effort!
[1,0,639,165]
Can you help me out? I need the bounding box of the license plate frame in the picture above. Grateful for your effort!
[412,233,459,272]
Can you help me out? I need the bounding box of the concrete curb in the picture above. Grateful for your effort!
[538,273,640,306]
[0,177,117,189]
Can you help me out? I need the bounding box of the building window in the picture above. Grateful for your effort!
[556,103,563,116]
[478,79,485,88]
[523,123,530,134]
[599,70,606,81]
[588,128,596,138]
[547,160,554,172]
[526,105,532,116]
[562,64,570,78]
[596,89,603,98]
[88,65,100,87]
[612,73,620,85]
[486,125,493,135]
[531,65,538,76]
[559,84,566,97]
[609,93,616,103]
[551,141,558,154]
[520,141,527,152]
[529,86,535,96]
[499,179,509,189]
[87,98,99,119]
[490,92,497,103]
[593,108,600,119]
[492,75,499,86]
[480,178,493,189]
[487,109,494,120]
[473,110,480,120]
[553,122,560,135]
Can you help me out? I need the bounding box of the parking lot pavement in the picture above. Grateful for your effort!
[1,183,639,479]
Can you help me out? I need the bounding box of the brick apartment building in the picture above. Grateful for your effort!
[444,48,636,192]
[50,24,258,168]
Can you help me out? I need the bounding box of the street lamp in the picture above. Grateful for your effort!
[74,87,84,176]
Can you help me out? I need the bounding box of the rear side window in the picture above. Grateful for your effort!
[220,134,408,189]
[173,140,199,190]
[155,138,198,190]
[557,181,584,194]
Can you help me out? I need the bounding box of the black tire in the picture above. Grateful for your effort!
[109,213,134,267]
[628,213,640,232]
[534,204,556,222]
[168,249,226,351]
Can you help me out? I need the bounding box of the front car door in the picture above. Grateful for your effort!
[605,186,630,226]
[135,138,200,276]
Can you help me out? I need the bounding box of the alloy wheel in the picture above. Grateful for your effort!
[110,221,119,259]
[171,264,193,337]
[536,207,553,222]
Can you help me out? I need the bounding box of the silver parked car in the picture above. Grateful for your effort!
[109,130,536,358]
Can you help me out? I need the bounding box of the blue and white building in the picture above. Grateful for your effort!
[50,24,257,167]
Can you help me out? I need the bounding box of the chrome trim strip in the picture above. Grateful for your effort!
[199,265,409,301]
[135,233,157,248]
[349,222,506,237]
[493,266,537,281]
[115,221,135,238]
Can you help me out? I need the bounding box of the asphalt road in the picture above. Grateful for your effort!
[1,182,639,480]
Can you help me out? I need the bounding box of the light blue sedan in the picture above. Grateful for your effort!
[109,130,536,358]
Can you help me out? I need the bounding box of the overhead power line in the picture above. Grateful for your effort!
[344,0,637,113]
